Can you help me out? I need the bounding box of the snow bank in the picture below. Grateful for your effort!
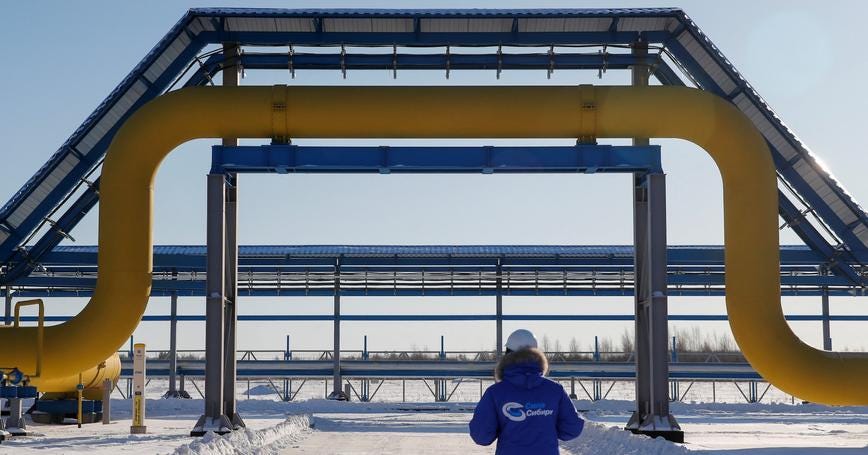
[561,421,688,455]
[172,415,311,455]
[246,384,279,396]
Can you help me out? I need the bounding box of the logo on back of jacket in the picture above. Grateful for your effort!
[501,402,554,422]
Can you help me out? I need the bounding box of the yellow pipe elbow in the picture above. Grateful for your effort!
[0,85,861,404]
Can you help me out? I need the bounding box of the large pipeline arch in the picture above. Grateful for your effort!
[0,85,861,404]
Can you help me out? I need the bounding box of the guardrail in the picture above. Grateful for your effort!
[119,358,759,381]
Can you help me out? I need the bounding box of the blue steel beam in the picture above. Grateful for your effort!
[10,274,854,290]
[120,359,761,381]
[16,314,868,323]
[211,144,662,174]
[244,51,656,71]
[186,51,682,89]
[29,245,837,267]
[10,288,859,298]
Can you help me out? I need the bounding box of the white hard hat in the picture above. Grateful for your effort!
[505,329,538,352]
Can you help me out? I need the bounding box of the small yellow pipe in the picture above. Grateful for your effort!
[12,299,43,378]
[0,85,861,404]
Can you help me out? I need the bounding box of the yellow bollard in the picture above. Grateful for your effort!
[76,373,83,429]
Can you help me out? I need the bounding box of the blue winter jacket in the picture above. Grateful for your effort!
[469,348,584,454]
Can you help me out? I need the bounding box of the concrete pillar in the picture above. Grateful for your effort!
[625,40,682,443]
[822,287,832,350]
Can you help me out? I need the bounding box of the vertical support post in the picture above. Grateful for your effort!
[191,173,232,436]
[821,287,832,350]
[221,42,243,430]
[671,336,678,362]
[223,175,242,424]
[127,335,134,399]
[328,257,346,400]
[164,290,180,398]
[3,286,11,325]
[440,335,445,360]
[282,334,291,401]
[361,335,370,402]
[102,378,112,424]
[625,40,682,443]
[206,173,226,419]
[496,259,503,358]
[6,396,28,435]
[594,336,600,361]
[436,336,447,402]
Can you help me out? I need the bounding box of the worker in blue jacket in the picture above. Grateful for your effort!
[469,329,585,454]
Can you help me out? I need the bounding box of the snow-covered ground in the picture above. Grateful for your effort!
[2,380,868,454]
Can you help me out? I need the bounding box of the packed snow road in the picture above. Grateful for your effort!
[3,396,868,453]
[283,412,492,454]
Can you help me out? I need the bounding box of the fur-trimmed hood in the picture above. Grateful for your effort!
[494,348,549,387]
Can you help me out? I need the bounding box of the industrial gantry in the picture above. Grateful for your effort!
[2,9,868,444]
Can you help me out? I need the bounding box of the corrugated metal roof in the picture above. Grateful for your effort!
[190,8,684,18]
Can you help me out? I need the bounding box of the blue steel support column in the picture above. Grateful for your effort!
[328,258,347,400]
[626,41,682,443]
[496,259,503,358]
[163,289,190,398]
[283,334,291,401]
[221,43,244,430]
[822,287,832,350]
[3,286,10,325]
[170,291,178,396]
[361,335,370,401]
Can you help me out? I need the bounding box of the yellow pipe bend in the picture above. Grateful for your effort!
[0,85,861,404]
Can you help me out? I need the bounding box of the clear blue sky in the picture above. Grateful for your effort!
[1,0,867,353]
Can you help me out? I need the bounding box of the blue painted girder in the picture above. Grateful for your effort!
[211,144,662,174]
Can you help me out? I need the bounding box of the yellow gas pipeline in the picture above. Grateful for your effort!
[0,85,862,404]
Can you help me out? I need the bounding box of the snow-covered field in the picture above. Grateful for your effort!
[2,380,867,454]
